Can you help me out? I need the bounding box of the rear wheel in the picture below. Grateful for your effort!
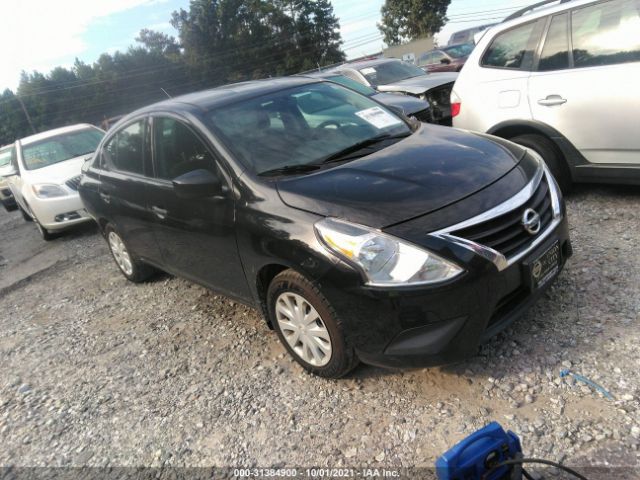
[267,269,358,378]
[105,224,155,282]
[511,134,572,193]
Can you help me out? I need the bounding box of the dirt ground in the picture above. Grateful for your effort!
[0,185,639,478]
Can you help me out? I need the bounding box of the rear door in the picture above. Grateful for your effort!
[97,118,162,264]
[146,114,250,299]
[528,0,640,165]
[462,18,546,132]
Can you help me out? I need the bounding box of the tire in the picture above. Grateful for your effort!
[267,269,359,378]
[2,199,17,212]
[510,134,572,193]
[34,218,55,241]
[104,224,155,283]
[18,204,32,222]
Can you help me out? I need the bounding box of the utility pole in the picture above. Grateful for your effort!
[16,95,36,134]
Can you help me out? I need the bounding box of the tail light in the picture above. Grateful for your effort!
[450,91,461,118]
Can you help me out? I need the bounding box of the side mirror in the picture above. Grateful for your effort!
[441,58,451,65]
[0,164,18,178]
[172,168,222,199]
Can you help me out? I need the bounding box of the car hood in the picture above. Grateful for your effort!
[376,73,459,95]
[371,92,430,115]
[276,126,525,228]
[23,155,92,185]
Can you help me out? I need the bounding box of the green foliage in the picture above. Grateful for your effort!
[0,0,345,146]
[378,0,450,45]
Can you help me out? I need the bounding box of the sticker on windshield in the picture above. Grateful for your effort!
[360,67,376,75]
[355,106,403,129]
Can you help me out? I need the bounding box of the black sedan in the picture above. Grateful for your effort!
[79,77,571,378]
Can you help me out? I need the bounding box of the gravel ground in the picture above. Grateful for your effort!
[0,186,639,478]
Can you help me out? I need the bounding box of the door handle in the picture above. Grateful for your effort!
[99,192,111,204]
[538,95,567,106]
[151,206,168,220]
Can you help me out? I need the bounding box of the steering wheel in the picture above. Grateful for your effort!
[317,120,341,129]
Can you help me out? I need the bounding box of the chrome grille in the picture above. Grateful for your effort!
[65,175,82,191]
[449,175,553,258]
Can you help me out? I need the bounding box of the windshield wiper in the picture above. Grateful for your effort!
[259,164,322,177]
[320,133,411,164]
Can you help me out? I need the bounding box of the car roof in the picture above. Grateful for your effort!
[496,0,594,31]
[332,58,402,71]
[126,76,318,118]
[18,124,99,146]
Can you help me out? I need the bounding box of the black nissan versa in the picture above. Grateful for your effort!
[79,77,571,378]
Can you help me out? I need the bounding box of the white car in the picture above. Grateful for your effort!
[451,0,640,191]
[4,124,105,240]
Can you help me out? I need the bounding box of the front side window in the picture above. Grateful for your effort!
[571,0,640,68]
[103,121,145,175]
[152,117,217,180]
[482,20,543,69]
[357,61,426,87]
[207,82,410,176]
[538,13,570,71]
[21,128,104,170]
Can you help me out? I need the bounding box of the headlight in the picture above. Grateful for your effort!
[32,184,67,198]
[315,218,464,287]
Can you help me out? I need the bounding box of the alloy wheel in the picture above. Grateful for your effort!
[108,231,133,276]
[275,292,332,367]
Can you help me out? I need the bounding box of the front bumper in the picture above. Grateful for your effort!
[319,216,571,368]
[29,193,93,230]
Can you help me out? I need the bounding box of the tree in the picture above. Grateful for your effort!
[378,0,450,45]
[136,29,181,56]
[171,0,345,83]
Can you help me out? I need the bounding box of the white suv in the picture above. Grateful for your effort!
[452,0,640,190]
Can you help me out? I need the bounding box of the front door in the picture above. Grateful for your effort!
[528,0,640,166]
[98,118,162,264]
[146,115,250,300]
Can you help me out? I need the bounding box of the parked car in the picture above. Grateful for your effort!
[452,0,640,191]
[417,44,475,73]
[299,72,433,123]
[448,24,497,46]
[327,59,458,125]
[79,77,571,378]
[4,124,105,240]
[0,145,17,211]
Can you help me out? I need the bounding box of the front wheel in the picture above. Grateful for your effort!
[18,204,32,222]
[267,269,358,378]
[35,219,55,241]
[105,224,155,282]
[511,134,572,193]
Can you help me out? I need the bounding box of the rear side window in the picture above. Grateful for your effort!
[482,20,544,69]
[571,0,640,68]
[538,13,570,71]
[103,120,145,175]
[152,117,217,180]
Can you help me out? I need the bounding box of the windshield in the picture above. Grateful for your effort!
[0,146,12,167]
[325,75,376,96]
[443,44,474,58]
[22,128,104,170]
[207,82,410,175]
[358,61,426,87]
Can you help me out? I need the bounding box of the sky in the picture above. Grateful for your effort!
[0,0,528,92]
